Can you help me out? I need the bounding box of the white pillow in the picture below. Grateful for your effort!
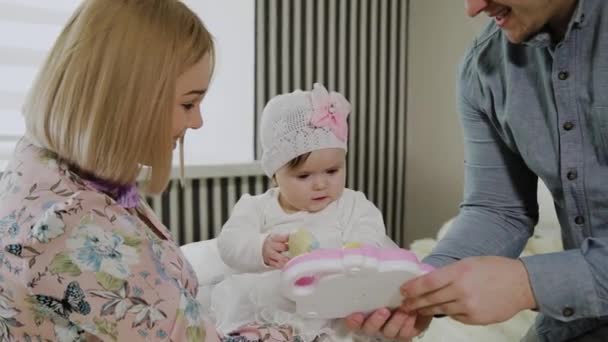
[180,239,234,286]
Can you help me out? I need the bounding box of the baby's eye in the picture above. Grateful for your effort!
[326,169,338,174]
[297,174,310,180]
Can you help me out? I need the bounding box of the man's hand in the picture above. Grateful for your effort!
[400,256,537,325]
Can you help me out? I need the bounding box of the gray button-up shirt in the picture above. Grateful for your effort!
[423,0,608,340]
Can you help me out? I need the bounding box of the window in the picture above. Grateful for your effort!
[0,0,255,166]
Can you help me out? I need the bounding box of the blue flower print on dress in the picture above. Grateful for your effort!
[179,291,202,327]
[66,219,139,279]
[0,212,20,239]
[30,209,65,243]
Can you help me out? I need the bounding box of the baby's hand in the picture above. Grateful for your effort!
[263,234,290,269]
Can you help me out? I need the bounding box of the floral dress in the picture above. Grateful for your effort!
[0,137,302,342]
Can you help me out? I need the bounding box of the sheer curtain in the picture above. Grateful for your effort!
[0,0,255,166]
[0,0,79,162]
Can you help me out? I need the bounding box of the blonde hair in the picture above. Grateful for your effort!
[23,0,214,194]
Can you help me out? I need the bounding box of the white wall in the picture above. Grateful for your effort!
[0,0,255,166]
[405,1,559,243]
[179,0,255,166]
[405,1,485,243]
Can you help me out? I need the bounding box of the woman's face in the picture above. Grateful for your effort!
[172,53,212,149]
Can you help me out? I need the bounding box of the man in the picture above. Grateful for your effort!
[345,0,608,341]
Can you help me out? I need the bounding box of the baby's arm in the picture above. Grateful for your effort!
[342,190,396,247]
[217,195,271,273]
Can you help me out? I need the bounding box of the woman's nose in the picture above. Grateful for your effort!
[189,110,203,130]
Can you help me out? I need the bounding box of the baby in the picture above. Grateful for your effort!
[211,83,395,342]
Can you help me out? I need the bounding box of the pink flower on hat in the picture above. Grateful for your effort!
[309,83,351,142]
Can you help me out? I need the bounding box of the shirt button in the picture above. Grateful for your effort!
[563,307,575,317]
[563,121,574,131]
[567,170,578,180]
[558,71,569,80]
[575,216,585,225]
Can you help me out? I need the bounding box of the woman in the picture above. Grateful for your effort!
[0,0,302,340]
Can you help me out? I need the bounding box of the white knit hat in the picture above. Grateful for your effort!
[260,83,351,177]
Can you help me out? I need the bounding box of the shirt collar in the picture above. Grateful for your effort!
[523,0,585,48]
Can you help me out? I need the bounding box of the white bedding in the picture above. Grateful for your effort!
[181,199,562,342]
[407,220,562,342]
[180,238,234,311]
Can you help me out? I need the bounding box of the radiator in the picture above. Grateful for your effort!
[144,163,270,245]
[145,162,405,247]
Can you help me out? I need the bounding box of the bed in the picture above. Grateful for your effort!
[181,182,562,341]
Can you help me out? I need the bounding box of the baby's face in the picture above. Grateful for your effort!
[275,148,346,213]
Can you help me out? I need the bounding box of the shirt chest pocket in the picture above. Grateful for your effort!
[499,96,560,183]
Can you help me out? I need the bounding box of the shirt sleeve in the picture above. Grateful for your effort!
[217,194,269,273]
[519,243,606,321]
[419,51,608,322]
[422,54,538,268]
